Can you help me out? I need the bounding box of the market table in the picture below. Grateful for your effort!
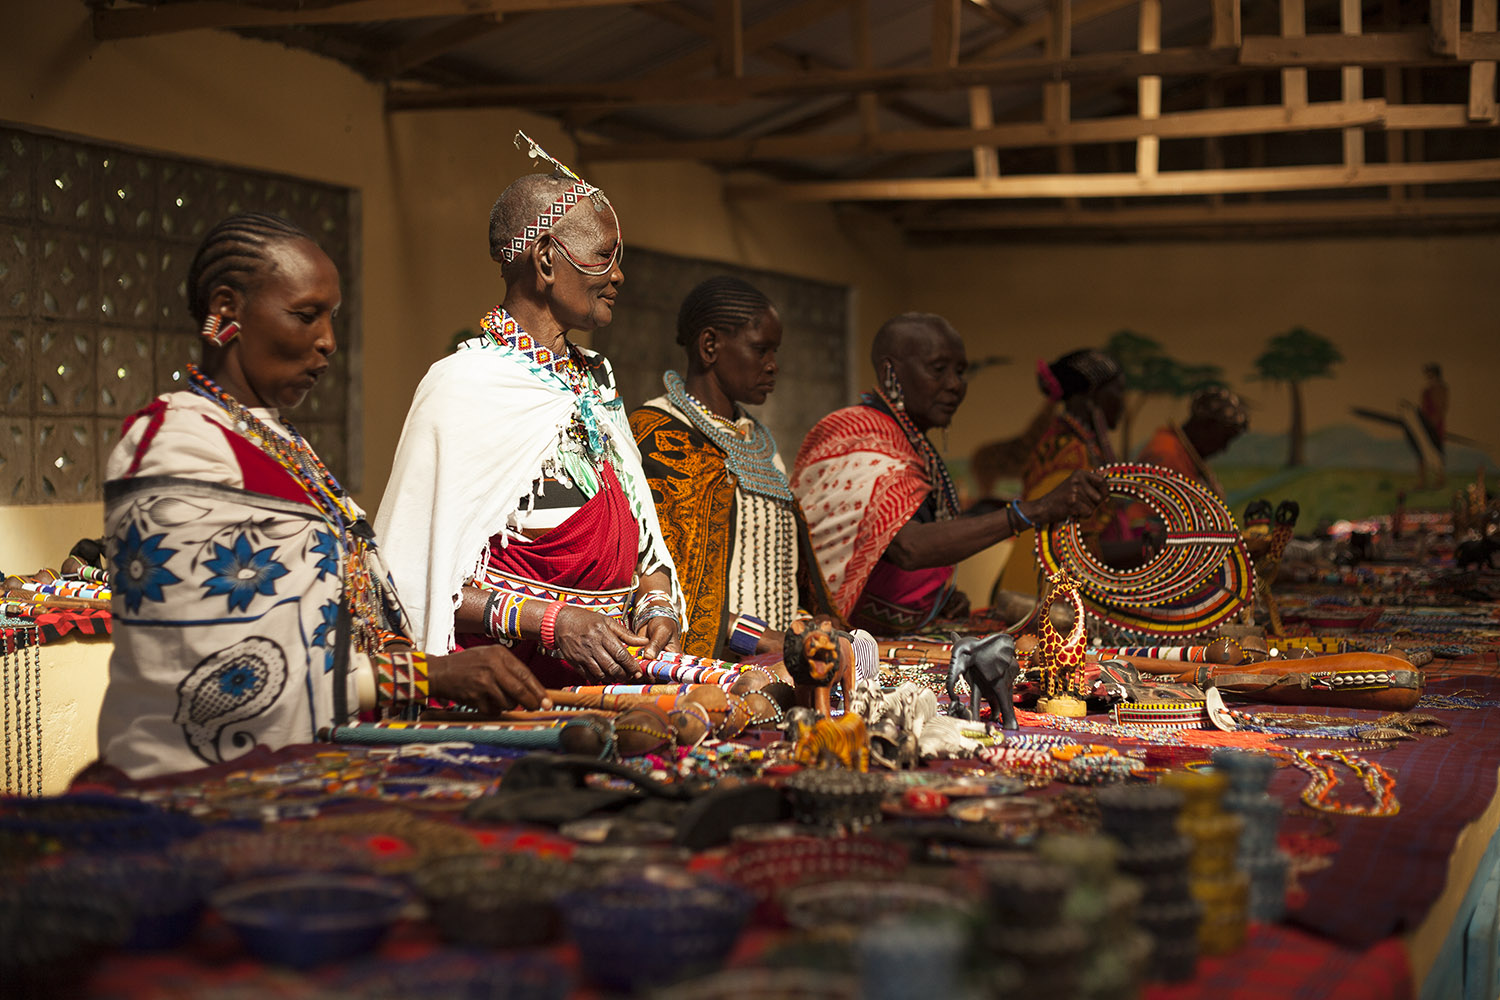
[11,589,1500,1000]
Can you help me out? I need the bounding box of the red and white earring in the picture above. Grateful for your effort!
[201,313,240,347]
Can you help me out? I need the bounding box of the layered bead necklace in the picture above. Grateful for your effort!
[1287,749,1400,817]
[869,386,960,520]
[185,364,390,654]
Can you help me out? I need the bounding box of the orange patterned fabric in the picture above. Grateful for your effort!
[631,406,836,657]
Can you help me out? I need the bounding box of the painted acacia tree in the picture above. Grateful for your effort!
[1103,330,1224,455]
[1251,327,1344,467]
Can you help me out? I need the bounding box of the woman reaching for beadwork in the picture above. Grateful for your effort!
[995,349,1154,601]
[99,213,548,780]
[630,276,841,659]
[377,134,683,688]
[791,313,1105,635]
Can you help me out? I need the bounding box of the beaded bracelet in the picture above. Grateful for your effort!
[539,601,565,649]
[374,650,430,708]
[726,614,768,656]
[483,590,531,641]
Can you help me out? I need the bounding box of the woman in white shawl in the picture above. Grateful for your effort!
[377,135,681,687]
[100,214,547,779]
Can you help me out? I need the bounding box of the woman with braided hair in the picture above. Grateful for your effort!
[100,213,547,778]
[630,276,839,658]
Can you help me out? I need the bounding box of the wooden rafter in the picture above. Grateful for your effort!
[91,0,660,40]
[902,197,1500,231]
[387,32,1500,111]
[728,159,1500,200]
[376,13,508,77]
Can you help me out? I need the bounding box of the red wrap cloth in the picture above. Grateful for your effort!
[457,461,639,687]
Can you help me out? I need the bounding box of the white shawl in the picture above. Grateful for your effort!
[375,339,679,654]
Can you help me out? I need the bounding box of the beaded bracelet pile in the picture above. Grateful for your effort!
[631,588,679,632]
[374,650,430,708]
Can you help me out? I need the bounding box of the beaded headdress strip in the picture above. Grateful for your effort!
[500,131,606,266]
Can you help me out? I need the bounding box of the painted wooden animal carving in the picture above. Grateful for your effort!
[946,632,1021,730]
[1255,500,1299,637]
[791,711,870,772]
[782,618,854,718]
[1037,569,1088,698]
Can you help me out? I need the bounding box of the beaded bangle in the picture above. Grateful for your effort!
[539,600,565,649]
[483,590,531,641]
[726,614,768,656]
[374,650,430,708]
[634,605,680,632]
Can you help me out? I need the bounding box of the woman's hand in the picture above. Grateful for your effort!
[553,606,648,682]
[1026,469,1107,525]
[427,646,550,713]
[639,614,679,659]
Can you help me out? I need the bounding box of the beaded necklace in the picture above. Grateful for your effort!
[866,388,960,520]
[480,306,608,457]
[1286,749,1400,817]
[185,364,391,655]
[664,371,794,503]
[186,364,358,529]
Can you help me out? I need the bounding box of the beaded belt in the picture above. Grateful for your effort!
[475,569,632,624]
[1111,701,1208,730]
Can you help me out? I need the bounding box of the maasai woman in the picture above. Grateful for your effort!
[631,277,839,658]
[100,214,547,779]
[377,134,681,687]
[793,313,1103,635]
[996,348,1148,599]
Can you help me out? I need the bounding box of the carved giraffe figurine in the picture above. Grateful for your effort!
[1255,500,1300,638]
[1036,569,1089,715]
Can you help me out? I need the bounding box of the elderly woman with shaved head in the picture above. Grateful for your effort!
[377,134,682,688]
[791,312,1104,635]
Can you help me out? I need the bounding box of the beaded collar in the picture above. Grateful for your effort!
[664,371,793,504]
[863,388,960,521]
[480,306,606,456]
[185,364,357,530]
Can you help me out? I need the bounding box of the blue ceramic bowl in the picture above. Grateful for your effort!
[212,872,408,969]
[560,873,751,992]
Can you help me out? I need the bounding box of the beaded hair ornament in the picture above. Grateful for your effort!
[500,131,609,267]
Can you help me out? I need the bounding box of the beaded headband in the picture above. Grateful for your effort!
[500,131,607,266]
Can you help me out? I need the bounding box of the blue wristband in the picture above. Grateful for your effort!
[1011,501,1033,528]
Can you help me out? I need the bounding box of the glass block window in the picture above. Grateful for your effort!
[591,248,850,463]
[0,124,359,504]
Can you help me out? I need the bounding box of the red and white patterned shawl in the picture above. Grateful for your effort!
[790,405,932,618]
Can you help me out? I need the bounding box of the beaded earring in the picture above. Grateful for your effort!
[201,313,240,347]
[882,362,905,412]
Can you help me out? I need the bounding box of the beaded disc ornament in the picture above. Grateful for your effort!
[1034,463,1252,639]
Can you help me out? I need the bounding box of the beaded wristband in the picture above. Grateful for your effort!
[634,605,680,632]
[374,650,430,707]
[726,614,768,656]
[539,600,565,649]
[483,590,531,641]
[482,590,505,639]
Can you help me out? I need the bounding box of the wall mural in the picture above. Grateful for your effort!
[1109,329,1494,531]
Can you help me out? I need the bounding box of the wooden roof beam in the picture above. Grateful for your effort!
[579,100,1410,161]
[92,0,662,40]
[377,13,509,78]
[728,159,1500,200]
[388,31,1494,111]
[903,197,1500,230]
